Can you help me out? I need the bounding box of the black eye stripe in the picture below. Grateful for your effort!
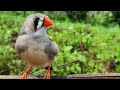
[34,17,39,31]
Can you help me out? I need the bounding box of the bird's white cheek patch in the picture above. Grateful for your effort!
[37,21,43,30]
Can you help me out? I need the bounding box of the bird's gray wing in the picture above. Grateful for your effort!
[44,38,59,61]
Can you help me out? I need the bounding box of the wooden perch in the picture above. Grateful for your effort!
[1,73,120,79]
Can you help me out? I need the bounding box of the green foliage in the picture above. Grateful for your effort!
[66,11,88,22]
[86,11,113,26]
[111,11,120,25]
[0,11,120,76]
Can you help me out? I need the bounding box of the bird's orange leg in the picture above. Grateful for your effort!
[20,65,33,79]
[43,65,51,79]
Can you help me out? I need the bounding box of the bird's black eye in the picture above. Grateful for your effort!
[34,17,39,31]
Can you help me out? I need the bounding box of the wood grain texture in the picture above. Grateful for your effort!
[1,73,120,79]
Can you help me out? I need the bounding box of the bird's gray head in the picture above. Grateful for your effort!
[20,13,53,35]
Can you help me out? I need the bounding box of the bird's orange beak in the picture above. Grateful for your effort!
[43,16,53,26]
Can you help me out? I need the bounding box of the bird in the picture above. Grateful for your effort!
[15,13,59,79]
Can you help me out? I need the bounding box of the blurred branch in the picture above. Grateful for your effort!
[56,60,84,73]
[0,69,10,74]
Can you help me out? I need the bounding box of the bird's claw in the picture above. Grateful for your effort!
[20,72,28,79]
[43,66,50,79]
[43,72,50,79]
[20,66,32,79]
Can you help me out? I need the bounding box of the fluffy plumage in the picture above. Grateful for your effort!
[15,13,58,79]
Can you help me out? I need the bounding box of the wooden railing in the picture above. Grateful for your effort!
[0,73,120,79]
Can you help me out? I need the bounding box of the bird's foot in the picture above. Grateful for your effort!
[43,70,50,79]
[20,72,28,79]
[20,66,32,79]
[43,66,50,79]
